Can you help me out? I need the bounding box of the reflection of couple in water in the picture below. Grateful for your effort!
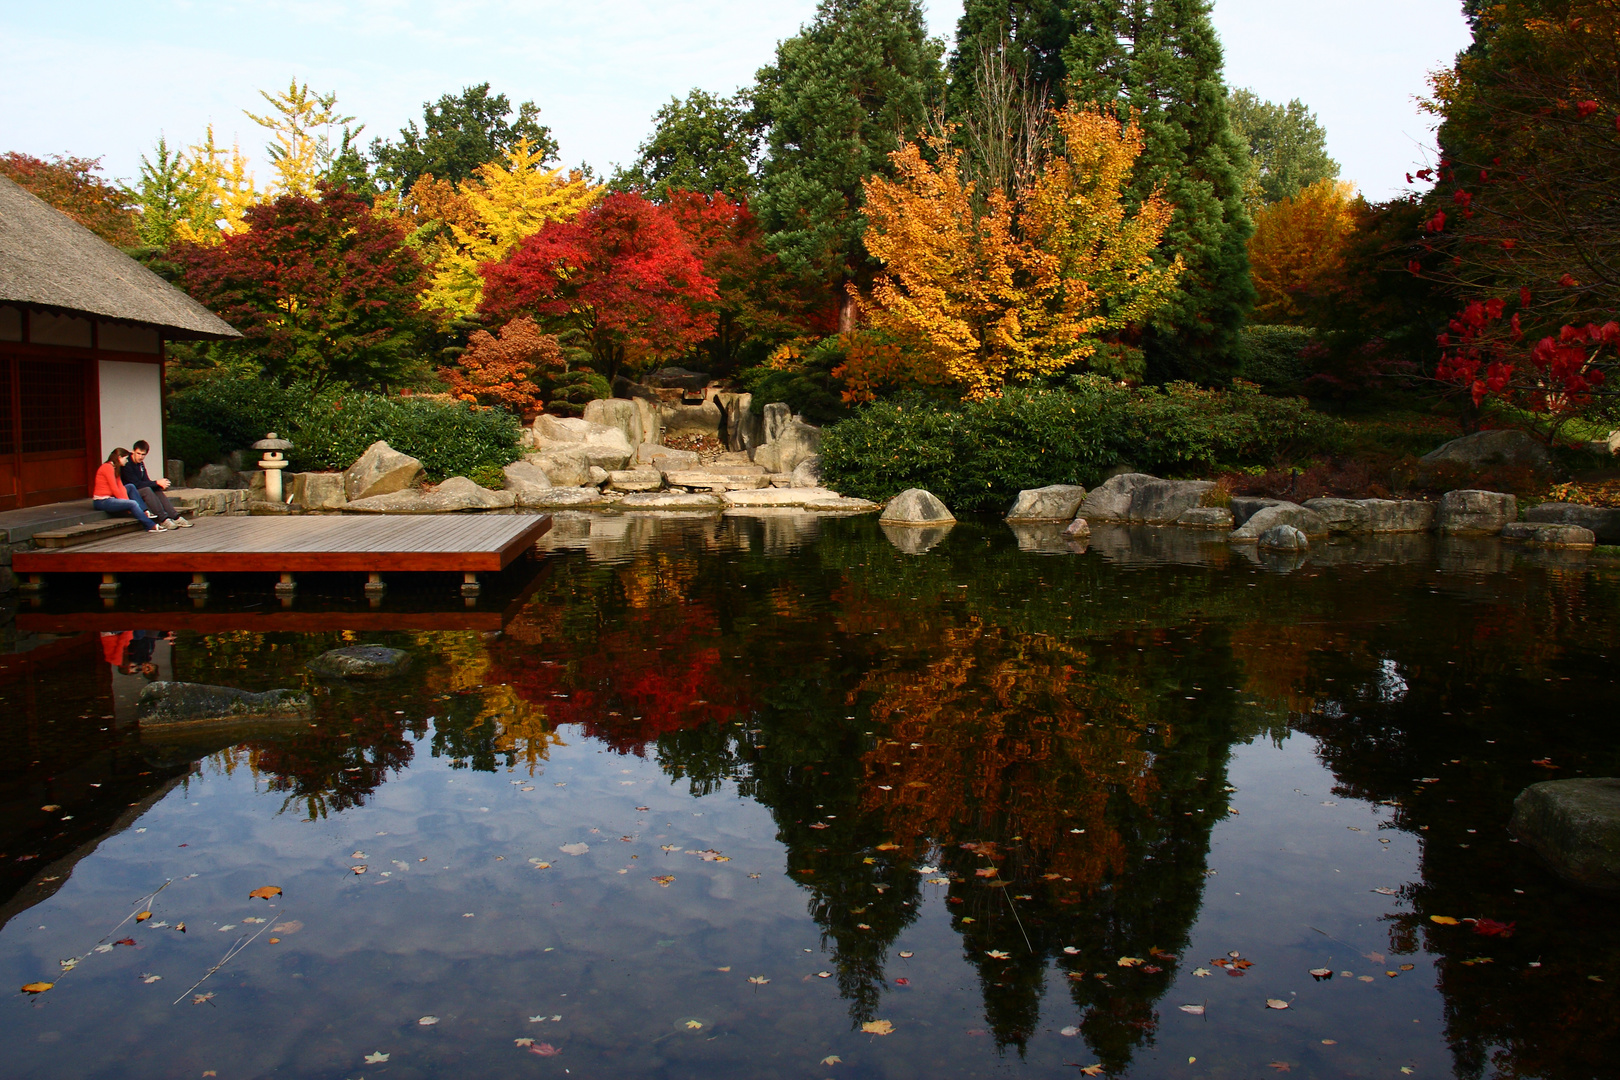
[100,630,175,678]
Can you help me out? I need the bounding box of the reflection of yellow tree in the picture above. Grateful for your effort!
[855,618,1157,897]
[414,630,560,775]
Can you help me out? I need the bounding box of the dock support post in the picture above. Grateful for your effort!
[274,572,296,595]
[364,572,386,599]
[461,572,481,598]
[187,573,209,599]
[18,574,46,594]
[98,573,119,598]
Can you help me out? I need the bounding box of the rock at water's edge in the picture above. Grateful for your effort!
[1230,502,1329,542]
[1526,502,1620,544]
[1501,522,1595,548]
[1076,473,1159,521]
[308,646,412,680]
[1511,778,1620,893]
[1437,489,1517,534]
[137,682,312,726]
[344,441,425,502]
[1005,484,1088,522]
[1258,524,1310,551]
[880,488,955,526]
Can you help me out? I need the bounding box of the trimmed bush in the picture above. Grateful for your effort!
[168,379,522,482]
[819,378,1337,511]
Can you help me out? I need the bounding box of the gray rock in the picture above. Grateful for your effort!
[137,681,312,726]
[753,418,822,475]
[659,398,724,438]
[1230,502,1330,542]
[345,476,516,513]
[1005,484,1089,522]
[533,414,592,443]
[1259,524,1310,551]
[1526,502,1620,544]
[308,645,412,680]
[515,488,625,509]
[587,465,610,486]
[1501,522,1596,548]
[663,470,769,491]
[1437,489,1517,534]
[344,441,425,501]
[1064,517,1092,538]
[608,468,663,492]
[717,392,765,452]
[790,456,824,489]
[194,463,236,490]
[502,460,553,498]
[880,488,955,526]
[1229,496,1284,527]
[1304,498,1437,534]
[1511,778,1620,893]
[1076,473,1160,521]
[637,444,701,470]
[524,449,592,488]
[583,398,655,448]
[800,496,881,513]
[762,402,792,444]
[1176,506,1234,529]
[1128,479,1216,524]
[616,492,726,510]
[1421,429,1553,472]
[881,523,952,554]
[290,472,347,511]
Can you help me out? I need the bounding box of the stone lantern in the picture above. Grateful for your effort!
[253,432,293,502]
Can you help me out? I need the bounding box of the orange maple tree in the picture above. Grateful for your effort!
[438,316,561,414]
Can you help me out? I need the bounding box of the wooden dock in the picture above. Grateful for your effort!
[12,514,553,596]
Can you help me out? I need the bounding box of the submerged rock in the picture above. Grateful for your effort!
[880,488,955,525]
[137,682,312,726]
[1526,502,1620,544]
[1230,502,1330,542]
[1175,506,1234,529]
[1511,778,1620,893]
[1005,484,1088,522]
[1501,522,1596,548]
[308,645,412,680]
[1258,524,1310,551]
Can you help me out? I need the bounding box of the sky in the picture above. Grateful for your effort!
[1,1,1473,201]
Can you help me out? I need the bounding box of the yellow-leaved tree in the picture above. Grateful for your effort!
[172,125,258,245]
[858,106,1183,400]
[244,79,355,197]
[422,139,601,322]
[1246,178,1359,324]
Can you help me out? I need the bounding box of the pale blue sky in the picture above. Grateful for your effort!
[2,1,1471,200]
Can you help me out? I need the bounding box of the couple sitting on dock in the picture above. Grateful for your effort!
[92,442,193,531]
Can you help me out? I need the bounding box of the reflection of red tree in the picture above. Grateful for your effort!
[488,600,749,755]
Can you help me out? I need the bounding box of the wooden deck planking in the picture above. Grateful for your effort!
[12,514,553,575]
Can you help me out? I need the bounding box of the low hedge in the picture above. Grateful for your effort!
[168,379,522,481]
[819,378,1337,512]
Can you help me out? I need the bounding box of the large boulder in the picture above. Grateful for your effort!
[664,470,769,491]
[717,392,766,452]
[752,418,822,475]
[527,416,635,470]
[502,460,553,498]
[659,398,724,439]
[1421,429,1553,473]
[137,682,312,726]
[583,398,655,448]
[880,488,955,526]
[1005,484,1088,523]
[194,463,236,490]
[345,476,516,513]
[607,468,663,492]
[1128,480,1216,524]
[1304,498,1437,534]
[1526,502,1620,544]
[524,449,592,487]
[1076,473,1160,521]
[762,402,793,444]
[1229,496,1284,528]
[790,456,824,489]
[308,645,411,680]
[1259,524,1310,551]
[1501,522,1596,548]
[1511,778,1620,893]
[1437,489,1517,534]
[636,444,701,471]
[1230,502,1330,542]
[344,441,425,501]
[289,472,347,511]
[1176,506,1234,529]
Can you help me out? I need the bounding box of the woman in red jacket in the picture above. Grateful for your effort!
[92,448,160,531]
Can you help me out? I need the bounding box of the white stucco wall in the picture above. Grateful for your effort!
[98,359,163,465]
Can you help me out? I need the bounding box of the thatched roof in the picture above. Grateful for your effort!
[0,174,239,340]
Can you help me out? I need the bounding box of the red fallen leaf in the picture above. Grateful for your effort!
[248,886,282,900]
[894,977,911,986]
[1531,759,1559,769]
[529,1043,561,1057]
[1474,918,1516,938]
[1141,964,1163,974]
[115,938,137,947]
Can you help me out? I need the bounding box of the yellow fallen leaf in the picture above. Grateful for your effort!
[974,867,998,878]
[135,911,152,922]
[861,1019,894,1035]
[514,1038,534,1047]
[248,886,282,901]
[748,976,770,985]
[21,982,54,994]
[685,1020,703,1029]
[821,1053,843,1064]
[875,843,899,851]
[716,966,731,972]
[363,1051,388,1064]
[1117,956,1143,968]
[268,938,281,944]
[1429,916,1460,925]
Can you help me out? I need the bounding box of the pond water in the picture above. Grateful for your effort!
[2,514,1617,1080]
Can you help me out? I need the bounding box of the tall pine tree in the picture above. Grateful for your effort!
[753,0,945,328]
[949,1,1074,116]
[1064,0,1254,382]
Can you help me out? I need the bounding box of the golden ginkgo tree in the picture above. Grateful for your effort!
[857,106,1183,400]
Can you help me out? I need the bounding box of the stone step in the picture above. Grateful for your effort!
[32,518,144,548]
[662,471,770,491]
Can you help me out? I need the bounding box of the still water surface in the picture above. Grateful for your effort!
[2,514,1616,1079]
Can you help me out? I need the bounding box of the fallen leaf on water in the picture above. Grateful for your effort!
[217,926,236,934]
[876,843,899,851]
[242,917,265,925]
[856,923,872,930]
[716,966,731,972]
[1060,1025,1080,1036]
[1118,956,1143,968]
[135,911,152,922]
[21,982,53,994]
[193,993,215,1004]
[270,921,302,934]
[514,1038,534,1047]
[1269,1062,1292,1072]
[748,976,770,985]
[248,887,282,900]
[560,843,589,856]
[987,950,1010,960]
[1401,1069,1414,1075]
[1078,1065,1105,1076]
[1474,918,1516,938]
[141,974,162,984]
[1321,1039,1337,1045]
[1266,999,1290,1010]
[363,1052,388,1064]
[529,1043,560,1057]
[1193,967,1212,977]
[1400,963,1415,971]
[899,950,914,958]
[174,923,186,933]
[894,977,910,986]
[1372,887,1399,896]
[268,938,281,944]
[418,1016,438,1026]
[685,1020,703,1029]
[1178,1004,1205,1015]
[862,1019,894,1035]
[816,971,831,978]
[352,866,368,875]
[974,867,998,878]
[115,937,137,946]
[1358,975,1376,982]
[1430,916,1460,925]
[651,875,676,887]
[1310,968,1333,980]
[41,805,60,812]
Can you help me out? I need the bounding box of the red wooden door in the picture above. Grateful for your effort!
[0,352,93,509]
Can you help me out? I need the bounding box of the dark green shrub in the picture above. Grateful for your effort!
[163,423,222,471]
[166,379,306,453]
[468,464,508,490]
[738,337,853,426]
[546,371,612,417]
[1122,381,1337,472]
[1238,325,1317,392]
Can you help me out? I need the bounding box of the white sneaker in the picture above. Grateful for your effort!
[153,520,170,531]
[173,517,194,528]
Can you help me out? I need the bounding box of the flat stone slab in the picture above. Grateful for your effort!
[1501,522,1595,547]
[137,681,312,727]
[307,645,412,680]
[607,469,663,492]
[616,492,726,510]
[1511,778,1620,893]
[663,470,770,491]
[722,487,849,509]
[1175,506,1233,529]
[1526,502,1620,543]
[345,478,516,513]
[514,488,625,509]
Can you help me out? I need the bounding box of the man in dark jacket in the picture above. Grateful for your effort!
[121,441,192,528]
